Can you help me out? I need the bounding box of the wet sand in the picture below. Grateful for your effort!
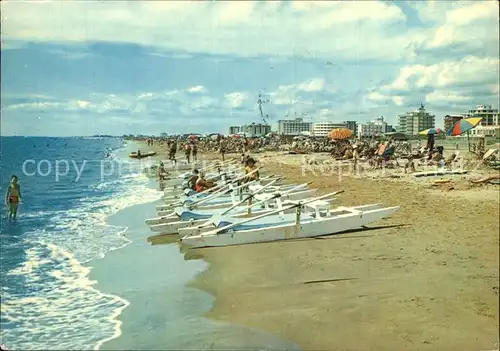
[144,143,499,350]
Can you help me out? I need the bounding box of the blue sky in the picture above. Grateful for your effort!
[1,0,498,136]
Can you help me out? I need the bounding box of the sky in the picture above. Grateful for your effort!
[1,0,499,136]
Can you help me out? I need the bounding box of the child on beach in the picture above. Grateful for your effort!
[244,158,259,183]
[5,175,22,220]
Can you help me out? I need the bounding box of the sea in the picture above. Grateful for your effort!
[0,136,161,350]
[0,136,301,351]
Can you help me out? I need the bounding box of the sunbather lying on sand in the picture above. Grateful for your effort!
[470,174,500,184]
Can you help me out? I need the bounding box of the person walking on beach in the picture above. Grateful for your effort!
[184,143,191,163]
[5,175,22,220]
[191,143,198,162]
[168,141,177,163]
[219,140,226,161]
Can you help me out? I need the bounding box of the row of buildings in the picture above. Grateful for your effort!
[228,104,499,138]
[229,119,359,137]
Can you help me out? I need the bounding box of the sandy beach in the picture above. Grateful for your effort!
[145,144,499,350]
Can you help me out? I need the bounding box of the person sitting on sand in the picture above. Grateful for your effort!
[243,157,259,183]
[240,154,248,165]
[5,175,22,220]
[195,172,216,192]
[157,161,167,181]
[444,153,457,169]
[187,169,200,190]
[343,147,353,160]
[404,156,417,174]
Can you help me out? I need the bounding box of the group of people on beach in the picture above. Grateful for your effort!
[182,155,259,193]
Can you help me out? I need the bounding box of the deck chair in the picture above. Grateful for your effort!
[372,144,399,168]
[482,148,499,170]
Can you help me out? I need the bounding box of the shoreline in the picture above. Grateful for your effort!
[92,148,301,350]
[184,158,499,350]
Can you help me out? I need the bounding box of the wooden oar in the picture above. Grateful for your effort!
[220,180,314,215]
[218,178,281,216]
[205,190,345,235]
[187,177,262,209]
[186,166,263,205]
[196,178,287,229]
[175,166,261,205]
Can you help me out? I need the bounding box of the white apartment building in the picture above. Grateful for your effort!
[228,126,241,135]
[397,104,435,135]
[358,116,390,138]
[278,118,313,135]
[312,121,346,137]
[240,123,271,137]
[464,104,499,126]
[464,104,499,137]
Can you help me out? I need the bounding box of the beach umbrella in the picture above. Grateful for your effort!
[418,128,442,136]
[231,134,241,139]
[447,117,482,136]
[300,131,312,137]
[328,128,353,140]
[188,135,198,140]
[210,134,219,141]
[447,117,483,152]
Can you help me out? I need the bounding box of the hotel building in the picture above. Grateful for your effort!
[278,118,313,135]
[397,104,435,135]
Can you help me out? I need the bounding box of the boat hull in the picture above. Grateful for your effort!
[181,206,400,248]
[129,151,157,159]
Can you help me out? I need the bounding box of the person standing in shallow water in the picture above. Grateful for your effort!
[5,175,22,220]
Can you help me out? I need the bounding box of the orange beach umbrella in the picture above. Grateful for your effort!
[328,128,353,140]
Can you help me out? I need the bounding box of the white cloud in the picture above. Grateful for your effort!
[425,91,471,104]
[224,92,249,108]
[366,55,500,108]
[186,85,208,93]
[383,56,499,91]
[271,77,334,106]
[410,1,499,54]
[0,1,430,61]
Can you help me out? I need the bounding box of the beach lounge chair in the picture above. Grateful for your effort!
[371,144,399,169]
[481,148,499,169]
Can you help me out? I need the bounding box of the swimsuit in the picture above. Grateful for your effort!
[9,196,19,203]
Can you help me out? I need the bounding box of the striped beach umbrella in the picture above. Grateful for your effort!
[447,117,483,136]
[328,128,353,140]
[418,128,442,136]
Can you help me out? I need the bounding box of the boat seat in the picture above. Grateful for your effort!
[304,200,330,211]
[179,211,212,221]
[254,193,274,202]
[304,200,330,218]
[249,184,264,192]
